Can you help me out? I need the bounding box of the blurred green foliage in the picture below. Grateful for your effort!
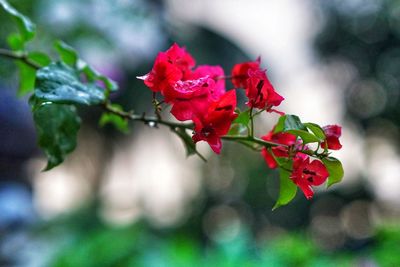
[43,213,400,267]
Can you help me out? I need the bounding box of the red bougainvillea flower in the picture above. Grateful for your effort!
[192,90,237,154]
[261,131,297,169]
[139,44,230,121]
[245,69,284,110]
[290,157,329,199]
[137,43,195,93]
[163,43,196,79]
[231,58,261,88]
[322,125,342,150]
[137,52,182,93]
[190,65,225,100]
[231,58,284,111]
[168,77,213,121]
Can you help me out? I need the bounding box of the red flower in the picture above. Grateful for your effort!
[168,77,213,121]
[190,65,225,100]
[261,131,297,169]
[322,125,342,150]
[139,44,230,122]
[164,43,196,79]
[231,58,260,88]
[245,69,284,110]
[137,43,195,93]
[290,157,329,199]
[138,52,182,93]
[192,90,237,154]
[231,58,284,111]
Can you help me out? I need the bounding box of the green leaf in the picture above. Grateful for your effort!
[287,129,321,144]
[273,115,321,143]
[99,104,129,133]
[7,33,24,50]
[274,114,306,134]
[99,113,129,133]
[16,62,36,96]
[174,128,197,157]
[322,157,344,187]
[54,40,78,67]
[28,51,51,67]
[174,128,206,161]
[81,64,119,92]
[233,109,250,126]
[274,156,292,168]
[0,0,36,42]
[31,99,81,170]
[55,40,119,93]
[304,123,326,140]
[229,109,250,135]
[273,166,297,210]
[35,62,105,105]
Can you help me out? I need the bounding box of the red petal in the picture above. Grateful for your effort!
[231,60,260,88]
[322,125,342,150]
[323,136,342,150]
[191,65,226,100]
[207,135,222,154]
[261,148,278,169]
[307,160,329,186]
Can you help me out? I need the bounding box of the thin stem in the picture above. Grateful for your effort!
[105,101,284,150]
[0,48,41,69]
[104,102,194,130]
[267,147,293,173]
[236,140,263,151]
[253,109,265,117]
[249,107,254,137]
[222,135,284,148]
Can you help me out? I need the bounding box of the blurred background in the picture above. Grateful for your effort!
[0,0,400,266]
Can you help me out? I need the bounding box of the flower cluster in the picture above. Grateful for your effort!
[138,43,284,154]
[139,43,343,201]
[261,124,342,199]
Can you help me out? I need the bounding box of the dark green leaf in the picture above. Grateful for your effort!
[81,64,119,92]
[7,33,24,50]
[16,62,36,96]
[287,129,321,144]
[0,0,36,42]
[174,128,206,161]
[273,166,297,210]
[28,51,51,67]
[54,40,78,67]
[99,104,129,133]
[304,123,326,140]
[274,114,306,134]
[31,99,81,170]
[174,128,197,157]
[55,40,118,93]
[35,62,105,105]
[322,157,344,187]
